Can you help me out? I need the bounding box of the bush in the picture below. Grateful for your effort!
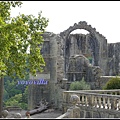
[69,77,91,90]
[5,93,28,110]
[5,99,19,107]
[20,103,28,110]
[102,76,120,90]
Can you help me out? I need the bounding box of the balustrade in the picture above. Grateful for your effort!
[63,90,120,111]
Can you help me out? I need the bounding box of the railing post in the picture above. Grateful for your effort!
[82,95,84,105]
[94,96,97,107]
[107,97,110,109]
[70,94,80,118]
[102,97,106,108]
[85,95,88,106]
[63,92,69,113]
[98,96,101,108]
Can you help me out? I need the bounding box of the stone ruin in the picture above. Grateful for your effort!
[28,21,120,110]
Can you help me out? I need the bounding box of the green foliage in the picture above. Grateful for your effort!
[4,74,29,102]
[102,76,120,90]
[5,94,22,107]
[3,75,29,110]
[5,87,28,110]
[20,103,28,110]
[0,1,22,21]
[4,79,21,99]
[0,1,49,79]
[0,1,48,115]
[3,89,9,101]
[22,86,28,104]
[69,77,91,90]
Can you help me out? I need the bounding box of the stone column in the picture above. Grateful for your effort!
[28,84,34,110]
[49,33,58,107]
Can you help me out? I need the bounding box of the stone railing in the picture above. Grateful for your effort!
[76,89,120,95]
[60,90,120,118]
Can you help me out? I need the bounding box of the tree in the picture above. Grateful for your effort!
[4,73,29,102]
[0,1,49,117]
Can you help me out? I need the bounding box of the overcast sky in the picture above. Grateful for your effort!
[11,1,120,43]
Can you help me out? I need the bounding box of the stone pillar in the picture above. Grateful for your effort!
[28,84,34,110]
[49,33,58,107]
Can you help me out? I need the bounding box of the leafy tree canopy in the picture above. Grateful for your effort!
[0,1,49,79]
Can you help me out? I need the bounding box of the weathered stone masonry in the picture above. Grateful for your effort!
[28,21,120,110]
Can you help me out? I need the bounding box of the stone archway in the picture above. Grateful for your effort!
[60,21,100,78]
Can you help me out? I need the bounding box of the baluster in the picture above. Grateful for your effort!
[115,92,118,95]
[107,98,110,109]
[113,98,117,110]
[102,97,106,108]
[88,95,92,106]
[85,95,88,106]
[82,95,84,105]
[91,95,94,107]
[92,96,95,107]
[98,97,101,108]
[94,96,97,107]
[110,98,116,110]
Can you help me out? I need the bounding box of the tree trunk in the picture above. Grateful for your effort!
[26,104,51,116]
[0,77,4,118]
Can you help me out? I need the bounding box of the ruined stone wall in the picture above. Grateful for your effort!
[28,32,51,110]
[28,21,120,110]
[59,21,120,81]
[56,34,64,82]
[107,42,120,76]
[28,32,64,110]
[94,31,108,75]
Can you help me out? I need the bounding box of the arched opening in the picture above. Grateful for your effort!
[60,21,100,78]
[67,29,95,67]
[68,29,91,56]
[70,29,89,34]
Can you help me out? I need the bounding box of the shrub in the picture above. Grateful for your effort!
[5,99,19,107]
[102,76,120,90]
[5,93,28,110]
[69,77,91,90]
[20,103,28,110]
